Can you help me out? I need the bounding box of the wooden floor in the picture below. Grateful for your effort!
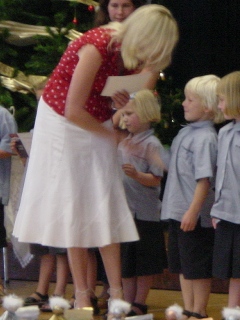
[0,281,228,320]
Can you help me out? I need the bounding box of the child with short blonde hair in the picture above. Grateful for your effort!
[211,71,240,310]
[162,75,224,320]
[118,89,168,316]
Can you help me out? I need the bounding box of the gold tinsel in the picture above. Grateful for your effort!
[0,62,48,95]
[0,20,83,45]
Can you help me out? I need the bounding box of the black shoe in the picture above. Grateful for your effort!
[191,312,208,319]
[127,302,148,316]
[24,292,49,306]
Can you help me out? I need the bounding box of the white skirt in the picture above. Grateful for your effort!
[13,99,139,248]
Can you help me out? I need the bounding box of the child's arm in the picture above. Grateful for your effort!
[0,149,12,159]
[122,163,161,187]
[180,177,210,232]
[10,138,27,166]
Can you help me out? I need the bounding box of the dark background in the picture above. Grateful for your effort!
[156,0,240,88]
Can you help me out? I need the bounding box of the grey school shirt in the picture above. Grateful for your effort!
[161,121,217,228]
[210,121,240,224]
[118,129,165,222]
[0,106,17,205]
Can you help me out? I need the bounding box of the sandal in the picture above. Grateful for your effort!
[127,302,148,316]
[70,293,99,315]
[190,312,208,319]
[183,310,193,318]
[24,292,49,306]
[40,302,52,313]
[40,294,64,312]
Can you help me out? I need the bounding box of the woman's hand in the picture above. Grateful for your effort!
[112,90,129,109]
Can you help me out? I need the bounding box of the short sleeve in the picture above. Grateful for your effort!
[0,107,17,153]
[193,132,217,181]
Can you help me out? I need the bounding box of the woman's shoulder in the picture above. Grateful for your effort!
[81,27,112,44]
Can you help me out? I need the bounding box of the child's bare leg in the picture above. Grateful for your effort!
[228,278,240,308]
[67,247,91,308]
[134,275,153,305]
[127,275,153,315]
[122,277,137,303]
[35,254,55,295]
[180,274,194,316]
[99,243,123,299]
[54,254,70,296]
[192,278,211,316]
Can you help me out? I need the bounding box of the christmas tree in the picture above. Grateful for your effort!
[0,0,184,143]
[0,0,98,131]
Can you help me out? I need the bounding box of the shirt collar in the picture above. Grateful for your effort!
[184,120,214,129]
[126,129,154,144]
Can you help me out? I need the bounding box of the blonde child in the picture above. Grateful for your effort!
[162,75,224,320]
[118,89,168,315]
[211,71,240,311]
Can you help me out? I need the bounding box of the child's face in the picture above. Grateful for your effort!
[217,94,229,119]
[182,91,207,122]
[217,94,232,120]
[122,101,149,135]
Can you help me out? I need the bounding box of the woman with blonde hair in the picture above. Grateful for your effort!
[13,4,179,312]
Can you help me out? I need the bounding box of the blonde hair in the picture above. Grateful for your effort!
[110,4,179,72]
[217,71,240,117]
[129,89,161,123]
[184,74,225,124]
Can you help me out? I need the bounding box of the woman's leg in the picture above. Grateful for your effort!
[67,247,91,308]
[87,249,98,297]
[99,243,123,299]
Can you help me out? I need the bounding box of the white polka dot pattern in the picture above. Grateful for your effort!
[43,28,122,122]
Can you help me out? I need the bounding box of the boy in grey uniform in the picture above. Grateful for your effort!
[211,71,240,311]
[162,75,224,320]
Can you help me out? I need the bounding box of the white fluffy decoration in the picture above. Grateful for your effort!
[222,307,240,320]
[2,295,24,313]
[165,304,183,320]
[15,306,39,319]
[108,299,131,315]
[49,296,71,310]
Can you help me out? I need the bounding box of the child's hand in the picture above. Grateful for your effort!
[10,138,19,155]
[122,163,138,179]
[180,210,198,232]
[112,90,130,109]
[10,137,27,166]
[212,218,220,229]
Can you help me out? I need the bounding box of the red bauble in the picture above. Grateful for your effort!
[88,5,94,12]
[72,17,78,25]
